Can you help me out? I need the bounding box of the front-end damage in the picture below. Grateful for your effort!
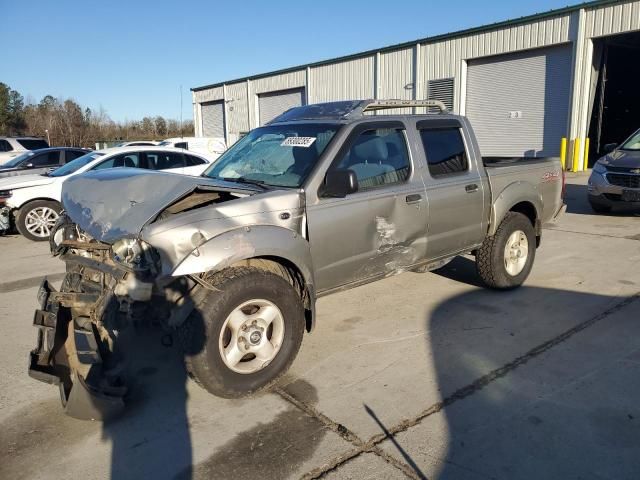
[29,169,309,419]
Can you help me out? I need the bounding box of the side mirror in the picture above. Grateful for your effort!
[603,143,617,154]
[323,169,358,198]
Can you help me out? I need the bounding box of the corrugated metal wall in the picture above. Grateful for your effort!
[421,12,573,111]
[378,47,414,114]
[310,56,375,102]
[225,82,249,134]
[584,0,640,37]
[192,0,640,166]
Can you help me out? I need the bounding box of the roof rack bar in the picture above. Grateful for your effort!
[362,99,448,113]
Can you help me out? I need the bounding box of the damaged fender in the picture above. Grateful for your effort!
[172,225,318,329]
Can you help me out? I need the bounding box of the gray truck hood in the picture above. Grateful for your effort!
[602,149,640,169]
[62,168,260,243]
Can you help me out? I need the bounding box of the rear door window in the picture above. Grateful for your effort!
[185,154,206,166]
[0,140,13,152]
[93,153,142,170]
[17,139,49,150]
[419,128,468,177]
[146,151,185,170]
[64,150,86,163]
[27,151,61,167]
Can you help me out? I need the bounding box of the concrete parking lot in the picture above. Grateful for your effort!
[0,172,639,480]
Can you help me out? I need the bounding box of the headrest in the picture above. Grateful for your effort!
[353,136,388,163]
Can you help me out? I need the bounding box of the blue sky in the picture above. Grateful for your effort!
[3,0,573,122]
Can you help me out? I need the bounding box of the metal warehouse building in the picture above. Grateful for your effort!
[192,0,640,170]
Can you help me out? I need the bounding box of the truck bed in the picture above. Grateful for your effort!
[483,156,564,225]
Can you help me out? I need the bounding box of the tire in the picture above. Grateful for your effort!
[588,199,612,214]
[476,212,536,290]
[178,266,305,398]
[16,200,62,242]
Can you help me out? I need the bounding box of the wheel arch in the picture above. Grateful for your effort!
[490,182,542,241]
[172,225,317,332]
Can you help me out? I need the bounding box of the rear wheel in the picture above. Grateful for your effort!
[16,200,61,241]
[476,212,536,289]
[178,266,305,398]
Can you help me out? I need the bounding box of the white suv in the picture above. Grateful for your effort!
[0,137,50,164]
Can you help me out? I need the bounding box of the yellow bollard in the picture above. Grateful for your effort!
[583,137,590,171]
[572,138,581,172]
[560,137,567,170]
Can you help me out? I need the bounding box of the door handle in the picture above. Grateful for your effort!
[406,194,423,204]
[465,184,479,193]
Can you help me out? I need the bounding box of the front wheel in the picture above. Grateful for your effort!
[16,200,62,242]
[476,212,536,289]
[178,266,305,398]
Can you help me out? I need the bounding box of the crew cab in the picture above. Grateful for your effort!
[28,100,565,420]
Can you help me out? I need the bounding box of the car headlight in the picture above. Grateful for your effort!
[593,161,607,174]
[112,238,159,273]
[0,190,12,205]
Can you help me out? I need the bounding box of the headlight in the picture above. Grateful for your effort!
[593,161,607,174]
[0,190,12,205]
[112,238,145,268]
[112,238,159,273]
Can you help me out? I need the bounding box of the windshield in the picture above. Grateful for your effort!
[3,151,34,168]
[49,152,104,177]
[621,130,640,151]
[203,123,340,187]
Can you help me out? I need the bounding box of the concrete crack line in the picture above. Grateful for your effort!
[545,227,640,241]
[290,291,640,479]
[275,387,421,480]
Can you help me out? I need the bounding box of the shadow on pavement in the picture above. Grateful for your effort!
[425,280,640,479]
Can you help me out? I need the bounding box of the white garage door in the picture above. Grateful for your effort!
[259,88,305,125]
[466,45,572,157]
[201,101,225,137]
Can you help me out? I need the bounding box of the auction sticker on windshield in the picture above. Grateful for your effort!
[281,137,316,148]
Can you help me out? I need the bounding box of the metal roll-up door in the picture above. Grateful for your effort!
[466,45,572,157]
[258,88,305,125]
[201,101,225,137]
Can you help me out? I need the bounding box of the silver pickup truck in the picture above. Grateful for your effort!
[29,100,565,419]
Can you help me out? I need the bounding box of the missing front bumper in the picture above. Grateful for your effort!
[29,278,126,421]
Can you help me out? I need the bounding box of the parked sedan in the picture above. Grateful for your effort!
[0,146,213,241]
[0,147,90,178]
[588,128,640,213]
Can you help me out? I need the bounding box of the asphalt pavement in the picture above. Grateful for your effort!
[0,172,639,479]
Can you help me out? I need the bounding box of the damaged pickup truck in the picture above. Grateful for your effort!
[29,100,566,419]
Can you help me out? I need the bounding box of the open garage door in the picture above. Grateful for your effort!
[201,101,225,138]
[588,31,640,165]
[258,88,305,125]
[466,45,572,157]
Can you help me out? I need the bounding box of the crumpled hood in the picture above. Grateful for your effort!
[0,173,54,190]
[62,168,259,243]
[601,149,640,169]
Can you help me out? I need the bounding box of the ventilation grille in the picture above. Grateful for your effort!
[427,78,454,113]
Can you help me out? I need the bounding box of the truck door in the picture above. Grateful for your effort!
[306,122,429,293]
[417,120,486,260]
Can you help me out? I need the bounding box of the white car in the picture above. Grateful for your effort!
[0,146,213,241]
[0,137,50,164]
[158,137,226,159]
